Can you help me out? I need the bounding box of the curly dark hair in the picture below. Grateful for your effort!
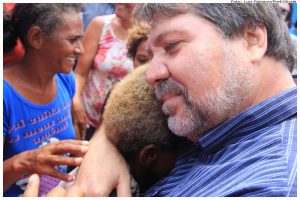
[4,3,82,52]
[3,10,17,53]
[126,24,150,59]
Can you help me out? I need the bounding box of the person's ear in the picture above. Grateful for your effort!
[138,144,159,168]
[243,21,267,64]
[26,26,45,50]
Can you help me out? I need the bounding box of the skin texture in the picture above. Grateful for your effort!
[145,14,247,140]
[3,12,86,192]
[145,13,294,141]
[39,13,84,75]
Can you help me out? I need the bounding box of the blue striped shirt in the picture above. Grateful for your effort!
[145,87,297,197]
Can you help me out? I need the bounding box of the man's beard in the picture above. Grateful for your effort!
[155,45,255,141]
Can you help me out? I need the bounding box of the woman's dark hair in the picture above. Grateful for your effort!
[4,10,17,53]
[3,3,82,52]
[126,24,150,59]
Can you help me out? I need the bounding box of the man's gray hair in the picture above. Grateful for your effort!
[134,3,295,71]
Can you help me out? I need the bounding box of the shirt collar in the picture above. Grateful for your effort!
[197,87,297,154]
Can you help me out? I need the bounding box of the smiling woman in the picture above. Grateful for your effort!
[3,4,89,197]
[41,12,84,74]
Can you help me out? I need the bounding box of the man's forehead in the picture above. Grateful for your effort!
[148,13,203,38]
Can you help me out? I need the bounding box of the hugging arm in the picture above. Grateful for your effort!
[73,127,131,196]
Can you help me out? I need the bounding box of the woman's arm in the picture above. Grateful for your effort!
[73,126,131,196]
[3,145,28,192]
[72,17,105,139]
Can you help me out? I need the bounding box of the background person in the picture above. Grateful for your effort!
[72,3,136,141]
[92,23,151,122]
[278,3,297,83]
[3,3,25,65]
[3,4,89,196]
[126,23,151,68]
[81,3,115,31]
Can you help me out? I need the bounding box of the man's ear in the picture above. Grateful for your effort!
[26,26,45,50]
[138,144,159,168]
[243,21,267,64]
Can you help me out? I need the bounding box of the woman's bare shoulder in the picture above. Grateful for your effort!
[87,16,108,30]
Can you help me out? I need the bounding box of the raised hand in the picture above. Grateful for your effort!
[73,128,131,196]
[18,139,89,182]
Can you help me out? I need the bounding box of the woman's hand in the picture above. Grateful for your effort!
[72,97,88,140]
[18,139,89,182]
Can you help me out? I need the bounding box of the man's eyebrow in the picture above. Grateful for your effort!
[154,30,186,45]
[146,30,187,57]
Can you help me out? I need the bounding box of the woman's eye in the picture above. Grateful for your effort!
[69,37,82,44]
[136,55,149,64]
[138,59,147,64]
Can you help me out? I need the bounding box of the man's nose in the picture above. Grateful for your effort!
[145,57,170,87]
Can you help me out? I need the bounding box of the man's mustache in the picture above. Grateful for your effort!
[155,79,189,103]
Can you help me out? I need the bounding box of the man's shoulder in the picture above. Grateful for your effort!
[146,125,296,197]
